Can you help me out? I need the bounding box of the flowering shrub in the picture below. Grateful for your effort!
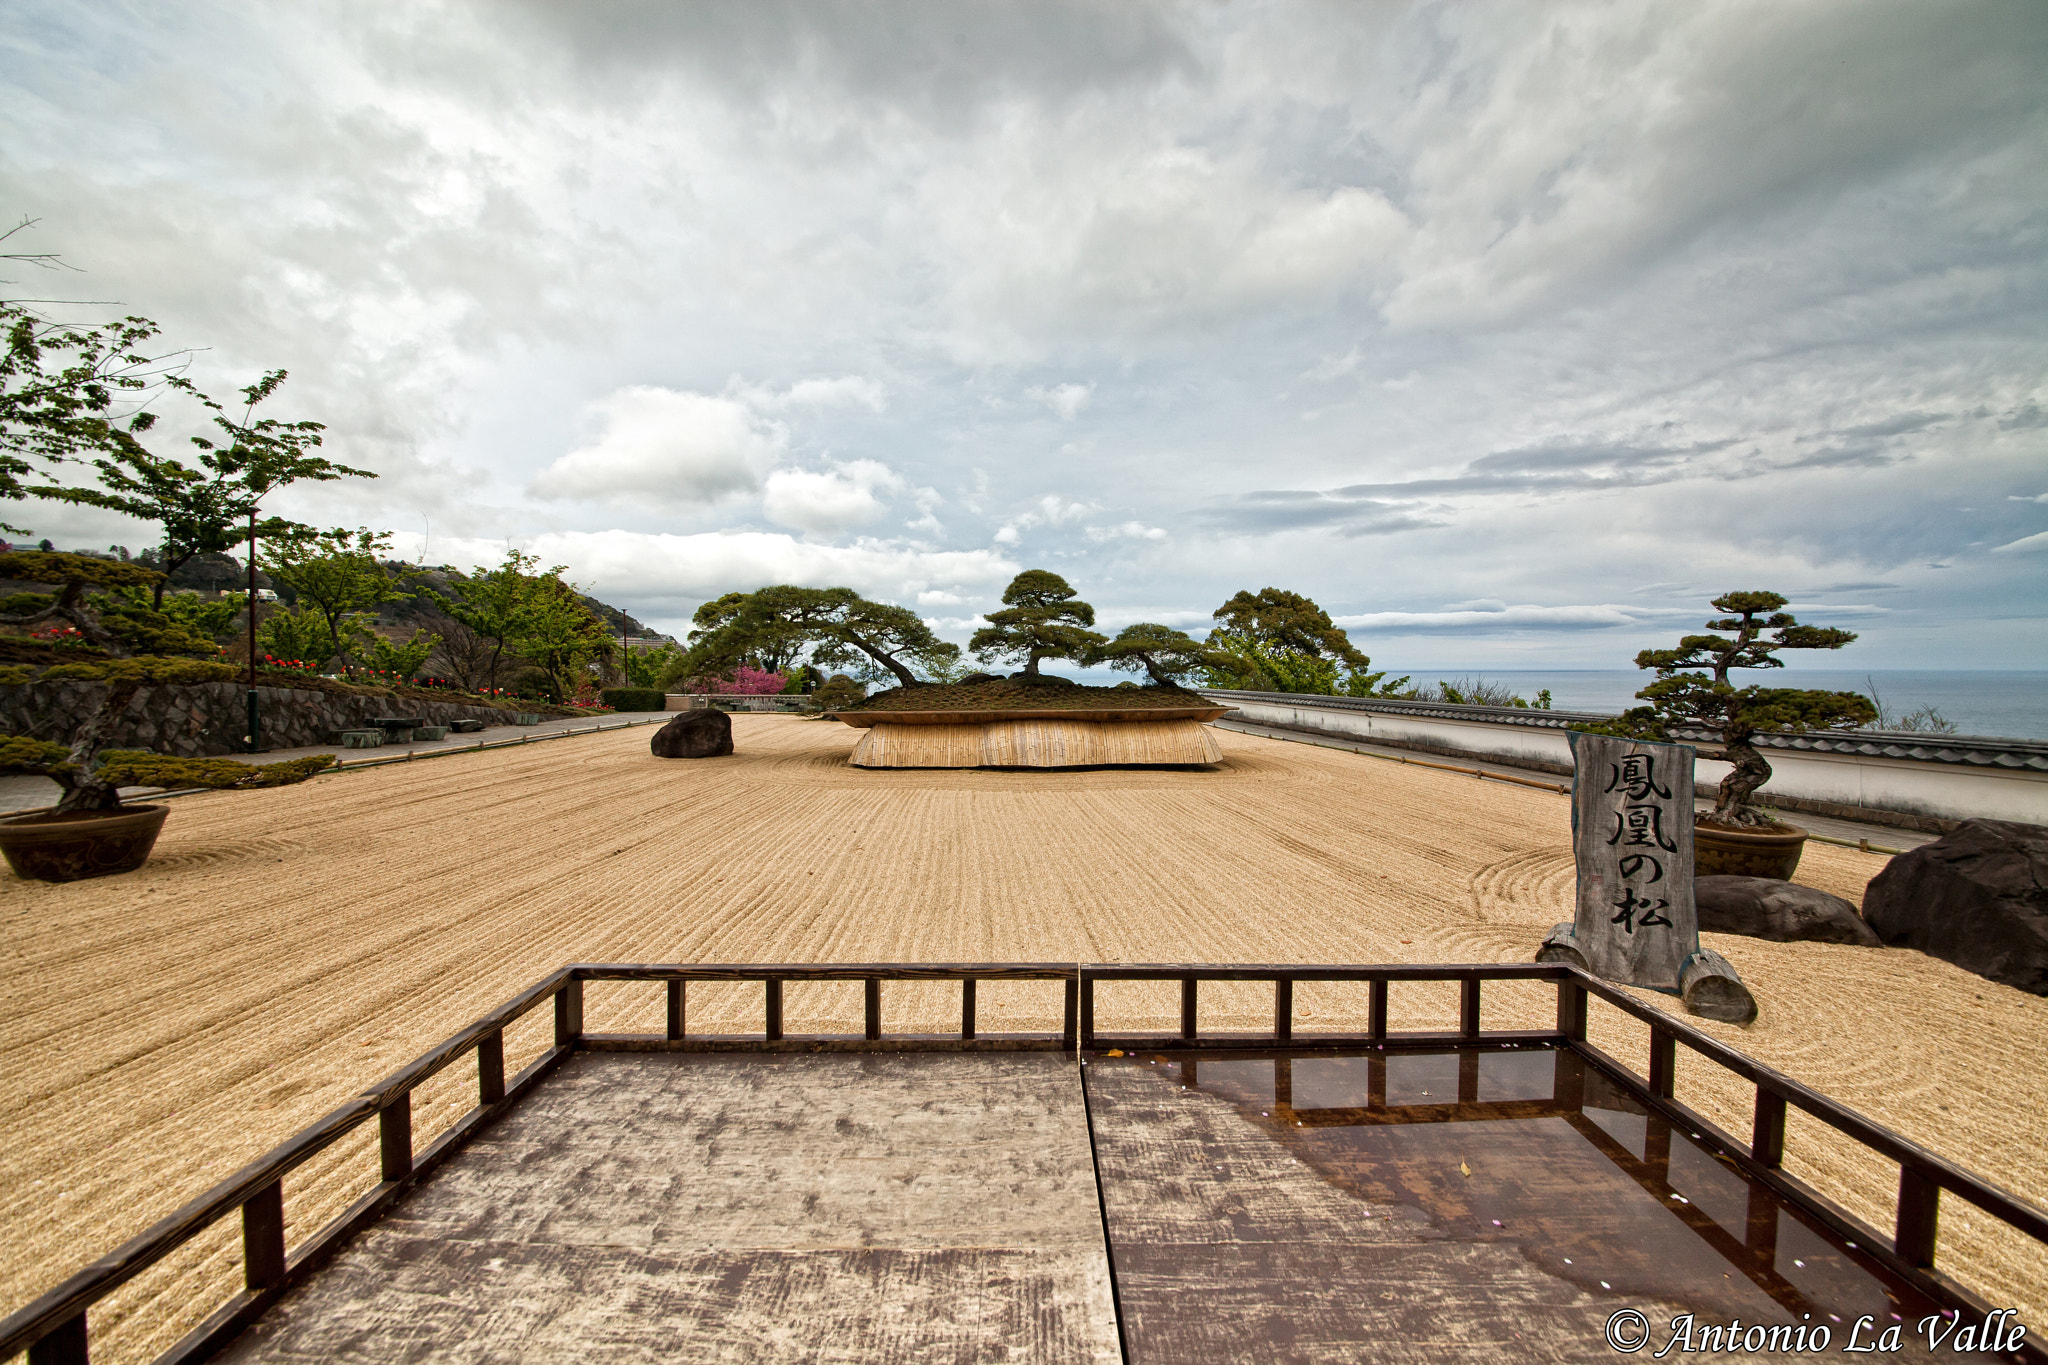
[28,623,94,652]
[260,654,320,674]
[724,665,788,695]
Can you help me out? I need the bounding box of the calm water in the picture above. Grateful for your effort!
[1397,669,2048,742]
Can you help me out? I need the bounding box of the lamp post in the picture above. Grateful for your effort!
[246,507,261,753]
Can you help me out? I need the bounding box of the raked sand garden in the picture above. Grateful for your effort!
[3,713,2044,1362]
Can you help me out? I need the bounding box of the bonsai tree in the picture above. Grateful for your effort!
[969,570,1106,680]
[1088,623,1230,690]
[1593,590,1876,829]
[682,586,959,690]
[0,551,331,813]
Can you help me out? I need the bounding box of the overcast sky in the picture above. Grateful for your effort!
[5,1,2044,670]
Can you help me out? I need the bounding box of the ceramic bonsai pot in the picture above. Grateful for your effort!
[0,803,169,883]
[1695,820,1807,880]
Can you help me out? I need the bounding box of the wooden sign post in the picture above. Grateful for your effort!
[1539,731,1756,1023]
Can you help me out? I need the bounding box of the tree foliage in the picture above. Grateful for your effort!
[1198,586,1404,696]
[30,369,369,607]
[1087,623,1228,689]
[260,528,408,673]
[968,570,1105,678]
[684,585,959,689]
[1587,590,1877,826]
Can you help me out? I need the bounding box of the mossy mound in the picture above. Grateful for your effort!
[842,679,1207,713]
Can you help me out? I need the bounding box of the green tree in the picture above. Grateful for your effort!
[509,571,610,702]
[259,527,407,673]
[31,370,371,608]
[1199,587,1402,696]
[0,222,194,533]
[1088,622,1229,689]
[1589,590,1877,827]
[256,603,331,667]
[969,570,1106,678]
[432,549,538,692]
[683,585,959,689]
[358,628,442,683]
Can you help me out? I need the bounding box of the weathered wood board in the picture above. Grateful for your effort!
[215,1052,1120,1363]
[1565,732,1700,991]
[850,717,1224,769]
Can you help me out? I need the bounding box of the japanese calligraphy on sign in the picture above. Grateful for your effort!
[1563,732,1700,990]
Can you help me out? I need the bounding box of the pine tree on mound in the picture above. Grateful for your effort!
[1088,623,1230,690]
[968,570,1107,681]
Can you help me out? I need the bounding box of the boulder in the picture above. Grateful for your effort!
[651,708,733,759]
[1695,877,1879,946]
[1863,819,2048,997]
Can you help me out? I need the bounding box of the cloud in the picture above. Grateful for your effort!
[2007,494,2048,504]
[1197,491,1442,537]
[1085,520,1166,543]
[1991,531,2048,555]
[741,375,889,412]
[1028,382,1093,420]
[422,529,1017,612]
[762,459,905,534]
[1332,603,1678,633]
[530,387,783,508]
[994,494,1096,545]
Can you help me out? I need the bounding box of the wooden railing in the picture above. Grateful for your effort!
[4,961,2044,1364]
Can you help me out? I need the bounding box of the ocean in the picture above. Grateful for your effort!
[1385,669,2048,743]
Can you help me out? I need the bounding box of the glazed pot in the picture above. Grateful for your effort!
[1695,820,1807,881]
[0,803,169,883]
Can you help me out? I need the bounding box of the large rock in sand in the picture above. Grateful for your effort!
[1862,819,2048,997]
[1695,877,1879,946]
[651,708,733,759]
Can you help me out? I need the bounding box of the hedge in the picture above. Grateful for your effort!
[599,687,667,712]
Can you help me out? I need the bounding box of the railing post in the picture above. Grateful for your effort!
[765,979,783,1041]
[1459,978,1481,1040]
[1648,1027,1676,1100]
[28,1313,87,1365]
[1061,976,1078,1048]
[554,979,583,1047]
[1751,1087,1786,1168]
[477,1030,505,1106]
[1081,974,1096,1050]
[1895,1167,1941,1269]
[1368,979,1388,1040]
[1556,978,1587,1041]
[242,1180,286,1291]
[864,978,882,1041]
[380,1093,413,1184]
[961,979,977,1041]
[666,980,684,1041]
[1180,977,1197,1042]
[1273,978,1293,1044]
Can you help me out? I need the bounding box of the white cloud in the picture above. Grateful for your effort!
[423,529,1015,610]
[1085,520,1167,543]
[1991,530,2048,555]
[1028,382,1093,419]
[530,386,783,508]
[762,459,905,535]
[1334,604,1670,632]
[995,494,1096,544]
[741,375,889,412]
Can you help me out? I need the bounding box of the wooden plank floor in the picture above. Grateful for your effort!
[1083,1050,1944,1363]
[214,1053,1120,1364]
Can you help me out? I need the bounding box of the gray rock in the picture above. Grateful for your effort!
[1695,877,1879,946]
[1863,819,2048,997]
[957,672,1006,685]
[651,708,733,759]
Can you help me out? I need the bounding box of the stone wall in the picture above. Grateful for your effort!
[0,679,550,757]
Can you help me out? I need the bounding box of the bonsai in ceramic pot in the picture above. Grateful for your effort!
[0,551,332,882]
[1590,590,1876,880]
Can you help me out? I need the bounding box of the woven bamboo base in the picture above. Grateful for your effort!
[848,718,1224,769]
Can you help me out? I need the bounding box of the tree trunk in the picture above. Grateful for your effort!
[52,681,145,813]
[852,640,919,689]
[1711,732,1776,827]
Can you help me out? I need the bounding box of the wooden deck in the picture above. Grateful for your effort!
[214,1053,1120,1363]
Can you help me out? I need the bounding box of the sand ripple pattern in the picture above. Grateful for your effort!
[0,716,2041,1361]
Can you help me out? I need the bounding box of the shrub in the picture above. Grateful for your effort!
[812,675,867,710]
[600,686,665,712]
